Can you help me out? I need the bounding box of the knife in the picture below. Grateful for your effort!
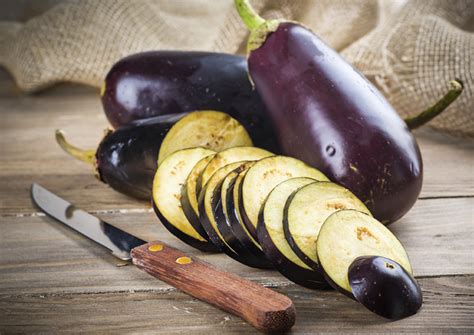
[31,183,295,332]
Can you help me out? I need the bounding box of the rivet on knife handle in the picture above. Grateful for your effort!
[132,241,296,332]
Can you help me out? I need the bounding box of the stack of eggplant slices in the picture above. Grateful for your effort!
[153,111,422,321]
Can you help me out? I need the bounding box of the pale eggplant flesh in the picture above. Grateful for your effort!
[283,181,371,270]
[316,210,412,297]
[240,155,328,240]
[152,147,218,252]
[215,168,272,268]
[158,111,253,164]
[181,154,216,236]
[257,177,330,289]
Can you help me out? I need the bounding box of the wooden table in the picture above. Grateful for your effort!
[1,68,473,333]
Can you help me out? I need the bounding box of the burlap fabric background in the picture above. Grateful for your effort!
[0,0,472,136]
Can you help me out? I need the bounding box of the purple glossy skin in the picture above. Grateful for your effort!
[248,23,423,223]
[349,256,422,320]
[96,113,185,200]
[257,208,329,289]
[102,51,279,153]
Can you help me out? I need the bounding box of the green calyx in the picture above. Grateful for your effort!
[55,129,96,165]
[234,0,284,53]
[247,19,282,53]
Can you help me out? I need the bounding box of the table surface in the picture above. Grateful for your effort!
[0,69,473,334]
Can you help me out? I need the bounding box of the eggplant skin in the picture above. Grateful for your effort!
[256,209,330,289]
[96,113,185,200]
[349,256,422,320]
[152,202,218,253]
[225,173,267,258]
[102,51,279,153]
[212,180,273,269]
[248,23,423,223]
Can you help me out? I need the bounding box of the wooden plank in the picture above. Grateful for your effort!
[1,85,473,215]
[415,129,474,198]
[1,198,472,297]
[1,275,473,333]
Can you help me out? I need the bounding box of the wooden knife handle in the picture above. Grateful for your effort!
[131,241,295,332]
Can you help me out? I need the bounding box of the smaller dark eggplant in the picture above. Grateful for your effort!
[56,113,186,200]
[57,111,256,200]
[349,256,423,320]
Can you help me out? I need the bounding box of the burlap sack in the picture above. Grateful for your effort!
[0,0,472,136]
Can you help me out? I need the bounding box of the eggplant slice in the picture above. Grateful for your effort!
[240,155,329,239]
[199,161,252,251]
[199,161,270,268]
[216,169,245,249]
[217,167,272,268]
[258,177,329,289]
[317,210,412,296]
[349,256,422,320]
[283,182,371,270]
[158,111,253,164]
[197,146,273,196]
[181,154,216,234]
[225,169,264,254]
[152,147,217,251]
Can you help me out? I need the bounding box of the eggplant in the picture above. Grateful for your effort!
[257,177,329,289]
[316,210,412,297]
[158,111,254,165]
[152,147,218,252]
[199,161,251,252]
[217,167,271,266]
[283,181,371,270]
[195,146,273,197]
[181,154,216,235]
[240,155,328,240]
[224,168,265,256]
[235,0,463,224]
[56,113,185,200]
[56,111,253,200]
[199,161,271,268]
[101,51,279,153]
[349,256,422,320]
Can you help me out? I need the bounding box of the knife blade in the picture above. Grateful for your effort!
[30,183,295,332]
[31,183,145,260]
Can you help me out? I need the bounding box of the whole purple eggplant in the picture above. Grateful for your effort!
[235,0,462,223]
[101,51,279,153]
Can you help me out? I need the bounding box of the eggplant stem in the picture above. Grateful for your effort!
[234,0,265,31]
[405,79,464,130]
[55,129,96,165]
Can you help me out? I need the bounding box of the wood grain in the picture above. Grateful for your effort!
[131,242,295,332]
[1,276,473,333]
[0,198,472,298]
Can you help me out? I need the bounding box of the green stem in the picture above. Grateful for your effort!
[234,0,265,31]
[405,79,464,130]
[55,129,96,165]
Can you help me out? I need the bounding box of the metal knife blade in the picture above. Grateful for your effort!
[31,183,146,260]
